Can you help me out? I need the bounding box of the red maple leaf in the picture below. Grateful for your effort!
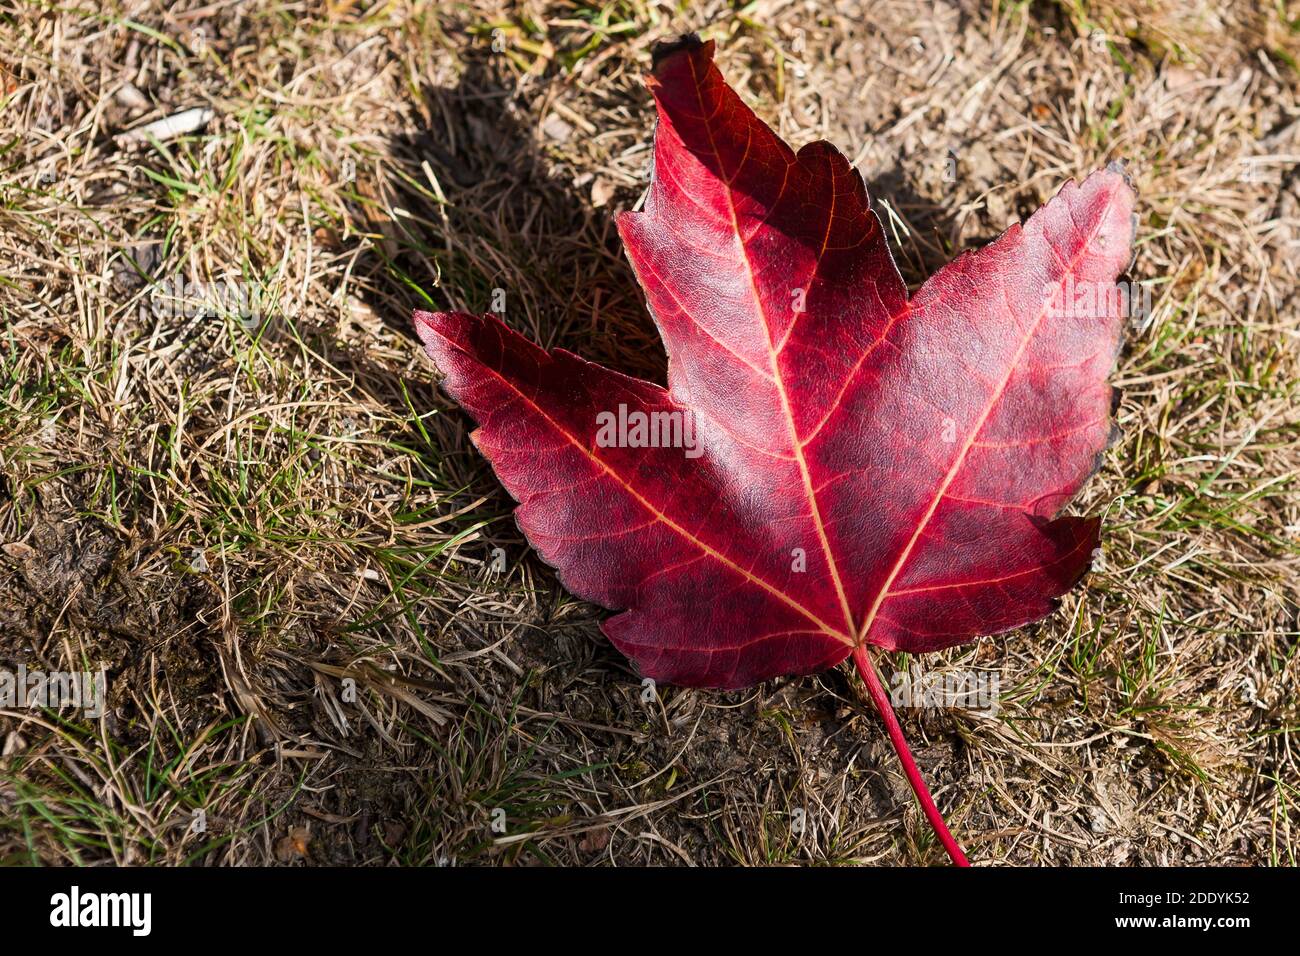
[414,36,1136,865]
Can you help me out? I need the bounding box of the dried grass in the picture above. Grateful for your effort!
[0,0,1296,865]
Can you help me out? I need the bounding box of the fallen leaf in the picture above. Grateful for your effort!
[413,36,1136,865]
[274,825,312,862]
[579,826,610,853]
[2,542,34,561]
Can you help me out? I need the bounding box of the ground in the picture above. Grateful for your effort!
[1,0,1297,866]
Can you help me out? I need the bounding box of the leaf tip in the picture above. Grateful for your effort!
[1104,157,1135,191]
[650,33,707,71]
[412,308,441,348]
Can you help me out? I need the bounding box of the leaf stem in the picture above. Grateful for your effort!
[852,644,970,867]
